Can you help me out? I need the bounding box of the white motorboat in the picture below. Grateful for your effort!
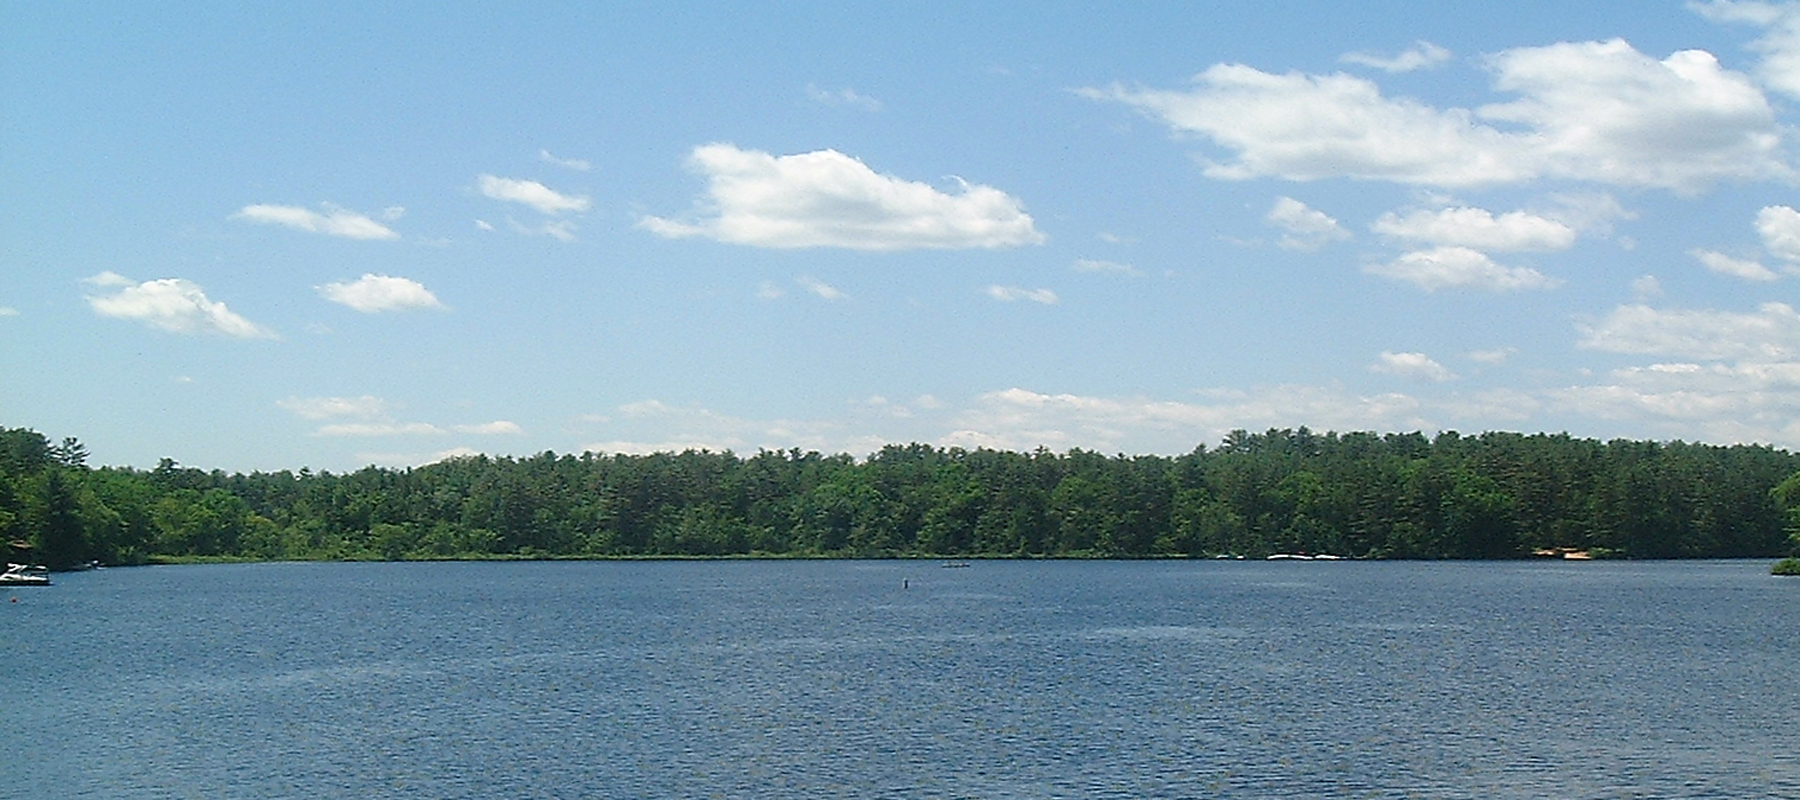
[0,563,51,586]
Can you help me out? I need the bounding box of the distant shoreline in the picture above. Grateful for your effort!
[10,428,1800,569]
[109,553,1794,568]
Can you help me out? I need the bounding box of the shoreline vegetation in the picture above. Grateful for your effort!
[7,426,1800,571]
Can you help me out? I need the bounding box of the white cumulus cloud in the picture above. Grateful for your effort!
[1550,356,1800,446]
[1365,247,1562,292]
[1578,302,1800,360]
[1756,205,1800,261]
[1479,40,1785,191]
[317,274,446,313]
[477,174,591,214]
[639,144,1044,251]
[1692,0,1800,98]
[232,203,399,240]
[1372,206,1577,252]
[1086,38,1788,191]
[1084,66,1529,186]
[942,386,1431,455]
[83,272,275,338]
[1266,197,1351,250]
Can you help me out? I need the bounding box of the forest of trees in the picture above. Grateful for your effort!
[6,425,1800,568]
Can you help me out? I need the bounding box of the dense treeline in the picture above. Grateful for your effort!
[6,426,1800,567]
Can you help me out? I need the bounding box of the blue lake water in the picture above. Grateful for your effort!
[3,559,1798,799]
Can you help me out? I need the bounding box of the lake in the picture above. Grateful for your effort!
[3,559,1797,799]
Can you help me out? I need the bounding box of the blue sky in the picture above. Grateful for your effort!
[7,1,1800,473]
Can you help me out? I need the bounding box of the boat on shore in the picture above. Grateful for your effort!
[1,563,51,586]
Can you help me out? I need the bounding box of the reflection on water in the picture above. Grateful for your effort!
[4,559,1799,799]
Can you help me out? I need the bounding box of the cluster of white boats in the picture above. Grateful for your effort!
[1,563,51,586]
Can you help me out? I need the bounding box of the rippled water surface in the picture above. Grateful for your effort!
[4,559,1798,798]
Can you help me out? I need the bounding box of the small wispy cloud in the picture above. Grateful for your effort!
[316,422,446,437]
[798,276,847,300]
[477,174,591,215]
[453,421,524,435]
[1266,197,1351,251]
[278,395,392,420]
[539,149,592,171]
[507,218,580,242]
[278,395,515,439]
[1371,351,1457,382]
[1366,247,1562,292]
[1465,346,1517,365]
[805,84,882,111]
[233,203,399,240]
[1689,248,1779,281]
[355,446,495,468]
[984,285,1059,304]
[1341,41,1453,73]
[1072,258,1143,276]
